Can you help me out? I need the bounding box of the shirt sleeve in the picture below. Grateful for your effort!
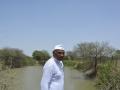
[41,64,53,90]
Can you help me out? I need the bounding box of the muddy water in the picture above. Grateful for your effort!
[8,66,96,90]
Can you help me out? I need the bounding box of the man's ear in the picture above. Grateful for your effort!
[53,50,55,54]
[53,50,56,55]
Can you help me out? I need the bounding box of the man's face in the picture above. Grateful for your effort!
[53,49,65,60]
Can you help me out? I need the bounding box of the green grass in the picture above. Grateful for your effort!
[96,61,120,90]
[63,60,93,72]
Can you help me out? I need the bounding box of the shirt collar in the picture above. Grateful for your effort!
[52,56,61,64]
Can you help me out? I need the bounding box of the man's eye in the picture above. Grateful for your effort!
[57,52,64,54]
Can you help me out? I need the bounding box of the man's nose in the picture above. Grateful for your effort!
[60,54,64,57]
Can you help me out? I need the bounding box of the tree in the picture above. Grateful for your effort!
[32,50,50,64]
[74,41,115,60]
[65,51,75,60]
[113,50,120,59]
[73,41,115,77]
[0,47,27,68]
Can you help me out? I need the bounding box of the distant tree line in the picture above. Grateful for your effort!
[0,48,36,70]
[64,41,120,77]
[0,41,120,70]
[0,47,50,70]
[66,41,115,60]
[65,41,120,64]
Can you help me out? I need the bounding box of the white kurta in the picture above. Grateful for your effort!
[41,57,64,90]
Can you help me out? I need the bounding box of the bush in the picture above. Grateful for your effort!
[63,60,92,72]
[20,57,36,66]
[96,62,120,90]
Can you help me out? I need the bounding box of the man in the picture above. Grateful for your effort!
[41,45,65,90]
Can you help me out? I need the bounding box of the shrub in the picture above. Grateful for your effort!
[96,62,120,90]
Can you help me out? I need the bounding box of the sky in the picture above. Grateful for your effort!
[0,0,120,56]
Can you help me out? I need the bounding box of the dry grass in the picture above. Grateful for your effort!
[0,69,16,90]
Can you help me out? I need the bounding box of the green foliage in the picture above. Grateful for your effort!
[32,50,42,60]
[0,48,25,68]
[63,60,76,67]
[74,61,92,71]
[96,62,120,90]
[113,50,120,60]
[32,50,50,64]
[0,48,35,69]
[20,56,36,66]
[63,60,92,71]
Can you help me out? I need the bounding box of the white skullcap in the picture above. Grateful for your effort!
[53,44,64,51]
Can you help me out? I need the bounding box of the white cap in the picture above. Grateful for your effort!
[53,44,64,51]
